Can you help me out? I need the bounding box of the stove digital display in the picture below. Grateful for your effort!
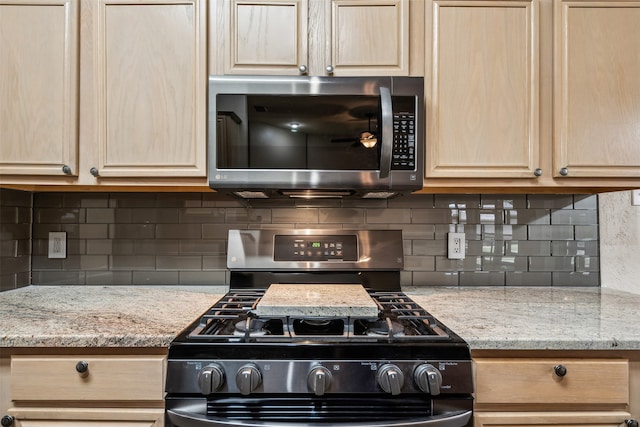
[274,235,357,261]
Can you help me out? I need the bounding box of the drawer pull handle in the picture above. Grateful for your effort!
[625,420,639,427]
[76,360,89,375]
[553,364,567,377]
[1,415,14,426]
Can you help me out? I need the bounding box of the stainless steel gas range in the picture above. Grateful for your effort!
[165,229,473,427]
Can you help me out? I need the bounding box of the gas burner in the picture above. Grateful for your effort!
[291,318,345,335]
[363,319,405,337]
[234,317,285,338]
[234,318,268,337]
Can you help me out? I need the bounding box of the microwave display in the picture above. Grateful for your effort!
[216,94,416,171]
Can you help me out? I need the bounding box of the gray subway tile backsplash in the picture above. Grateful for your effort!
[0,190,31,291]
[0,189,602,288]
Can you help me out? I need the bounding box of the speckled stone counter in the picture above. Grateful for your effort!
[405,286,640,351]
[1,285,640,351]
[0,286,223,347]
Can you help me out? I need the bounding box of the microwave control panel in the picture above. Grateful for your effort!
[274,235,358,262]
[392,112,416,170]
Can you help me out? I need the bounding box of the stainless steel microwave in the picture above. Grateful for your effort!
[208,75,424,199]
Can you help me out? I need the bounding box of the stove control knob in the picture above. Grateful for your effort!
[236,364,262,395]
[198,364,225,395]
[307,366,332,396]
[414,364,442,396]
[377,364,404,395]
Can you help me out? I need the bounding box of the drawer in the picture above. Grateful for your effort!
[474,358,629,405]
[11,355,165,402]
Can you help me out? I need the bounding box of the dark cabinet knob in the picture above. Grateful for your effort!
[89,167,99,177]
[553,364,567,377]
[1,415,14,426]
[62,165,72,175]
[559,167,569,176]
[625,420,639,427]
[76,360,89,374]
[534,168,542,177]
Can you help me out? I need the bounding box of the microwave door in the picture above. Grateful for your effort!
[378,86,393,179]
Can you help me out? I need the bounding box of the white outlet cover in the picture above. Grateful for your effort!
[447,232,466,260]
[48,231,67,259]
[632,189,640,206]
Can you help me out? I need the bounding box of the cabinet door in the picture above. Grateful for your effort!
[0,0,79,176]
[9,408,163,427]
[424,0,540,178]
[14,423,159,427]
[221,0,308,75]
[92,0,206,178]
[475,411,631,427]
[553,0,640,178]
[322,0,410,76]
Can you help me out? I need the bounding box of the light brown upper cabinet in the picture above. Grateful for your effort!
[0,0,79,177]
[424,0,540,179]
[553,0,640,179]
[214,0,410,76]
[87,0,207,179]
[0,0,208,188]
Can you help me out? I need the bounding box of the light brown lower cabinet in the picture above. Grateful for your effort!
[8,408,163,427]
[474,357,634,427]
[5,354,165,427]
[475,411,632,427]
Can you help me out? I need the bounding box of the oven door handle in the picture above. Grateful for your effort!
[378,86,393,180]
[167,408,472,427]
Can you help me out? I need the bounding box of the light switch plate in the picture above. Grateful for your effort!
[632,189,640,206]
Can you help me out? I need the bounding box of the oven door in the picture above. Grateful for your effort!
[166,396,472,427]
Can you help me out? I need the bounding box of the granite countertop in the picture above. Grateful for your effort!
[0,286,223,347]
[1,285,640,351]
[405,286,640,351]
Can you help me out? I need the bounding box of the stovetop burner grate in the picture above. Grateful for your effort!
[187,289,450,342]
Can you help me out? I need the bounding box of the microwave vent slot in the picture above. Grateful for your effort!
[361,191,398,199]
[281,190,353,199]
[233,191,269,199]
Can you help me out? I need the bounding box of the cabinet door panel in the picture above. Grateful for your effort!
[328,0,409,75]
[475,411,631,427]
[425,0,539,178]
[16,422,157,427]
[554,0,640,178]
[0,0,78,176]
[11,356,165,402]
[224,0,308,75]
[9,407,163,427]
[94,0,206,177]
[475,358,629,405]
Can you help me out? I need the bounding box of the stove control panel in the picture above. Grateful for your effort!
[274,235,357,261]
[168,359,472,396]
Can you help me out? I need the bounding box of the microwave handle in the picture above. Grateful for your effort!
[379,86,393,179]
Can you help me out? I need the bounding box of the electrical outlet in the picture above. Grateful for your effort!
[632,189,640,206]
[48,232,67,259]
[447,232,465,260]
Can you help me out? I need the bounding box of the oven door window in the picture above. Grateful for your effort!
[216,94,381,170]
